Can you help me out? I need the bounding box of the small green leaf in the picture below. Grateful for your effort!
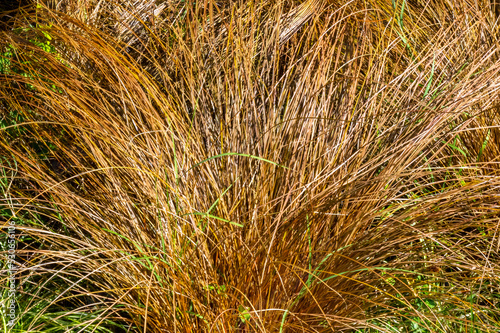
[238,305,251,323]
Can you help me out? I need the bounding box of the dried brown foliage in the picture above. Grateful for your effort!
[1,0,500,332]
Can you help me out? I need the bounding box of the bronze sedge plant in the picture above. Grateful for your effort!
[1,0,500,332]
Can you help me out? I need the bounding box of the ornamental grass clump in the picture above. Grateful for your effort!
[1,0,500,332]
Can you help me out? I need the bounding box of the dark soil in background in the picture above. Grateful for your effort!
[1,0,32,30]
